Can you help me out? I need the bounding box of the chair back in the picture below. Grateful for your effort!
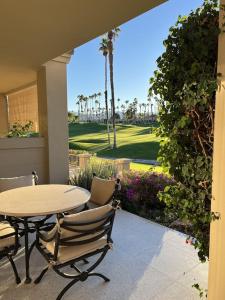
[0,171,38,192]
[90,176,119,206]
[0,221,19,254]
[53,204,116,260]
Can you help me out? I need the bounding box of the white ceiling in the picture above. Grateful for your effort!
[0,0,166,93]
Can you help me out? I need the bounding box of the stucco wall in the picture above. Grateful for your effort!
[0,137,48,183]
[7,85,39,132]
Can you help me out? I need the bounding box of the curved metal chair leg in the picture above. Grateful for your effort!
[34,266,49,284]
[56,278,79,300]
[7,255,21,284]
[83,258,89,264]
[88,272,110,282]
[70,264,81,273]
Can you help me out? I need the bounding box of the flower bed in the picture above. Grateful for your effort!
[118,171,176,226]
[70,159,178,228]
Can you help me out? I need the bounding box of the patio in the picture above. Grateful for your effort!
[0,209,207,300]
[0,1,224,298]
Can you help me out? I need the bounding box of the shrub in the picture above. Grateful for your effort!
[69,159,116,191]
[68,149,91,155]
[8,121,39,137]
[118,170,175,215]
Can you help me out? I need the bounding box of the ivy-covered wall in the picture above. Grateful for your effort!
[149,0,219,262]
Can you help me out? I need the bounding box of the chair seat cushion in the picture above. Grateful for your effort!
[40,205,113,264]
[41,236,108,263]
[0,222,15,250]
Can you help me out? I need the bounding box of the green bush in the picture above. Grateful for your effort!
[149,0,220,262]
[8,121,39,137]
[69,159,116,191]
[69,149,91,155]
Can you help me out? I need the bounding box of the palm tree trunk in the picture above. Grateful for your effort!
[104,56,111,145]
[108,50,116,149]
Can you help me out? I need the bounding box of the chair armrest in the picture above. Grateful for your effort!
[36,223,56,242]
[112,199,121,209]
[63,210,114,227]
[0,221,19,239]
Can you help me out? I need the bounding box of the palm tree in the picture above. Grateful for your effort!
[95,99,99,119]
[97,92,102,122]
[107,27,120,148]
[76,100,80,118]
[125,100,129,111]
[98,102,101,121]
[121,104,125,121]
[142,103,147,119]
[147,96,151,118]
[77,94,85,120]
[90,94,95,120]
[133,98,138,106]
[151,103,154,116]
[139,103,142,117]
[99,38,111,145]
[133,98,138,119]
[84,96,88,122]
[97,92,102,99]
[117,98,121,113]
[109,99,113,119]
[147,103,150,117]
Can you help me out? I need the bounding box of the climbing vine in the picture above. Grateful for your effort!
[149,0,220,262]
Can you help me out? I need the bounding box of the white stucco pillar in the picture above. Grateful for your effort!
[37,52,73,183]
[115,158,131,177]
[208,2,225,299]
[78,153,92,169]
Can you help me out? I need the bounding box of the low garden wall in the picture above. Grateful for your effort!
[0,137,48,183]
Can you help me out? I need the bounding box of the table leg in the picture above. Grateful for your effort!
[24,218,32,284]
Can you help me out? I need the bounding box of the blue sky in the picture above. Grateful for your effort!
[67,0,204,112]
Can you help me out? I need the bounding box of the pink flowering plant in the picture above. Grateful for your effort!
[118,170,175,221]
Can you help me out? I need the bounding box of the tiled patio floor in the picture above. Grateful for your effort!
[0,210,208,300]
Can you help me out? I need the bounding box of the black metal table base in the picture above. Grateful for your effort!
[23,218,32,283]
[21,216,53,283]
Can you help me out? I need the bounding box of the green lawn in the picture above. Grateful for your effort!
[69,123,160,160]
[130,162,165,173]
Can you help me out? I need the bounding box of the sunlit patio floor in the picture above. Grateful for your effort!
[0,210,208,300]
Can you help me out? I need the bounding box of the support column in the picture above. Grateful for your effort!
[37,53,72,183]
[208,2,225,299]
[0,95,9,137]
[115,158,131,177]
[78,153,92,169]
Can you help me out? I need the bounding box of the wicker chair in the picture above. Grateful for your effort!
[34,202,119,300]
[0,220,21,284]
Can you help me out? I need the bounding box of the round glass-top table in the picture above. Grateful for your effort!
[0,184,90,283]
